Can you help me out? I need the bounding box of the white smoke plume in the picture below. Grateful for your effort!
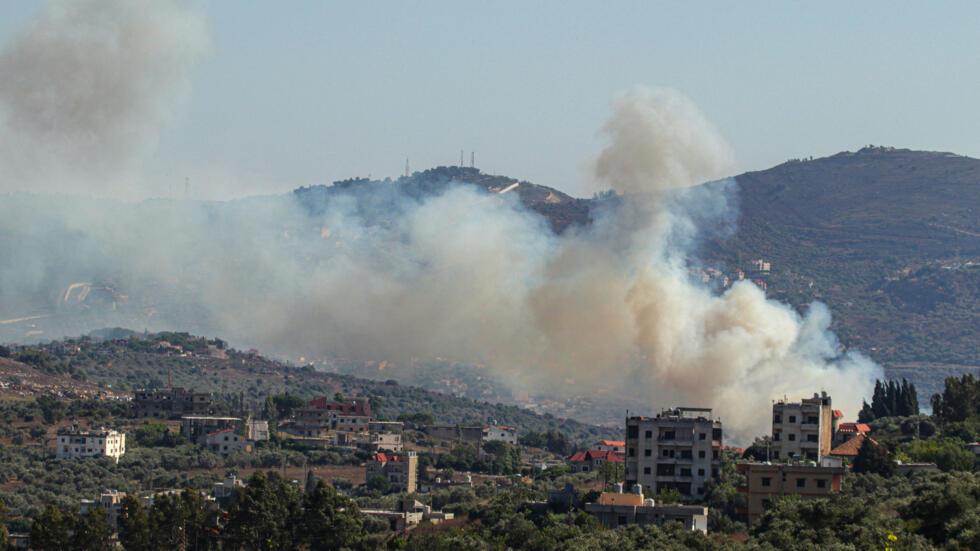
[0,7,879,447]
[0,0,207,195]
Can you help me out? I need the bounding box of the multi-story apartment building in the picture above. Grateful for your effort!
[625,407,722,500]
[56,428,126,463]
[771,392,835,461]
[132,387,213,419]
[737,461,845,525]
[366,451,418,493]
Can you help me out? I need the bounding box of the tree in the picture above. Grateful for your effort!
[852,438,894,477]
[30,506,73,551]
[223,471,301,550]
[297,480,366,550]
[904,438,976,472]
[36,396,65,425]
[366,475,390,494]
[0,501,9,551]
[597,459,624,488]
[71,508,112,551]
[931,374,980,425]
[270,393,305,419]
[118,495,152,551]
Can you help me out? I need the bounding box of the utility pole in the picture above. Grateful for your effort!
[460,149,464,167]
[470,151,475,168]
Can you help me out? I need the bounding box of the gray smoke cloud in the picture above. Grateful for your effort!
[0,0,207,195]
[0,2,879,443]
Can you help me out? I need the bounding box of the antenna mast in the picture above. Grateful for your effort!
[460,149,464,167]
[470,151,475,168]
[405,158,410,178]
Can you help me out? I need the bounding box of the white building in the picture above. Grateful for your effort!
[205,428,249,455]
[625,408,722,500]
[56,428,126,463]
[483,425,518,445]
[247,419,270,442]
[771,392,835,461]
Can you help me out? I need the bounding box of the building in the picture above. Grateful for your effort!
[585,484,708,533]
[737,462,845,525]
[625,407,722,500]
[828,432,871,460]
[361,497,454,532]
[361,432,403,452]
[369,420,405,433]
[292,397,372,436]
[181,416,241,444]
[79,490,127,530]
[895,461,939,475]
[205,428,249,455]
[366,451,418,493]
[213,474,245,499]
[832,422,870,447]
[483,425,518,445]
[56,428,126,463]
[595,439,626,454]
[132,387,213,419]
[247,419,270,442]
[771,392,835,461]
[967,442,980,458]
[567,449,624,474]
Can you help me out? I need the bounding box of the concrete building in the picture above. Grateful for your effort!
[483,425,518,445]
[368,420,405,433]
[595,439,626,454]
[205,428,249,455]
[361,432,403,452]
[79,490,127,530]
[567,449,624,474]
[361,497,454,532]
[625,407,722,500]
[247,419,270,442]
[132,387,212,419]
[585,484,708,533]
[771,392,835,461]
[737,462,845,526]
[366,451,418,493]
[56,428,126,463]
[181,416,241,445]
[213,474,245,499]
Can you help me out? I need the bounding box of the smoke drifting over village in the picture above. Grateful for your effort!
[0,3,880,440]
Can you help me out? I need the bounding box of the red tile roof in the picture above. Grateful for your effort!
[567,450,624,463]
[372,452,404,463]
[832,409,844,418]
[837,422,871,434]
[830,433,877,457]
[596,440,625,447]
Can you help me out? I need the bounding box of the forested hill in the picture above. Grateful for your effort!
[711,147,980,382]
[0,332,611,444]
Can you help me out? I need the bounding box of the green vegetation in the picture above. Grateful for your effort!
[859,378,919,422]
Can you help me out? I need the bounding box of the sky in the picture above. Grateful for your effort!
[1,1,979,199]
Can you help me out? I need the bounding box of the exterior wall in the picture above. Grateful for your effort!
[132,388,212,419]
[596,441,626,453]
[483,426,518,445]
[625,409,722,500]
[181,416,241,445]
[424,425,484,445]
[737,462,844,526]
[367,452,418,493]
[247,420,270,441]
[206,430,247,455]
[56,431,126,462]
[771,393,832,461]
[585,500,708,533]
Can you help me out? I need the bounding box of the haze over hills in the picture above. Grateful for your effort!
[1,147,978,421]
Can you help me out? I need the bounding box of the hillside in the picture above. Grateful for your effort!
[710,147,980,384]
[0,333,611,444]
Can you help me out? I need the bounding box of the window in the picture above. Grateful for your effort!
[698,450,706,458]
[643,466,651,475]
[806,416,818,424]
[644,449,652,457]
[774,414,782,423]
[627,426,639,439]
[657,464,675,476]
[796,478,806,488]
[680,450,692,459]
[680,468,691,477]
[697,468,705,476]
[712,450,719,460]
[807,434,818,442]
[773,451,780,459]
[617,515,627,526]
[788,434,796,441]
[816,479,827,489]
[761,477,771,487]
[789,415,797,423]
[699,433,706,440]
[645,430,653,439]
[712,468,719,477]
[773,432,781,441]
[661,430,675,441]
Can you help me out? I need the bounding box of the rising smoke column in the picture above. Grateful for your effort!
[0,4,878,445]
[0,0,207,195]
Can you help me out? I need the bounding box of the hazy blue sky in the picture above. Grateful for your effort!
[2,1,979,198]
